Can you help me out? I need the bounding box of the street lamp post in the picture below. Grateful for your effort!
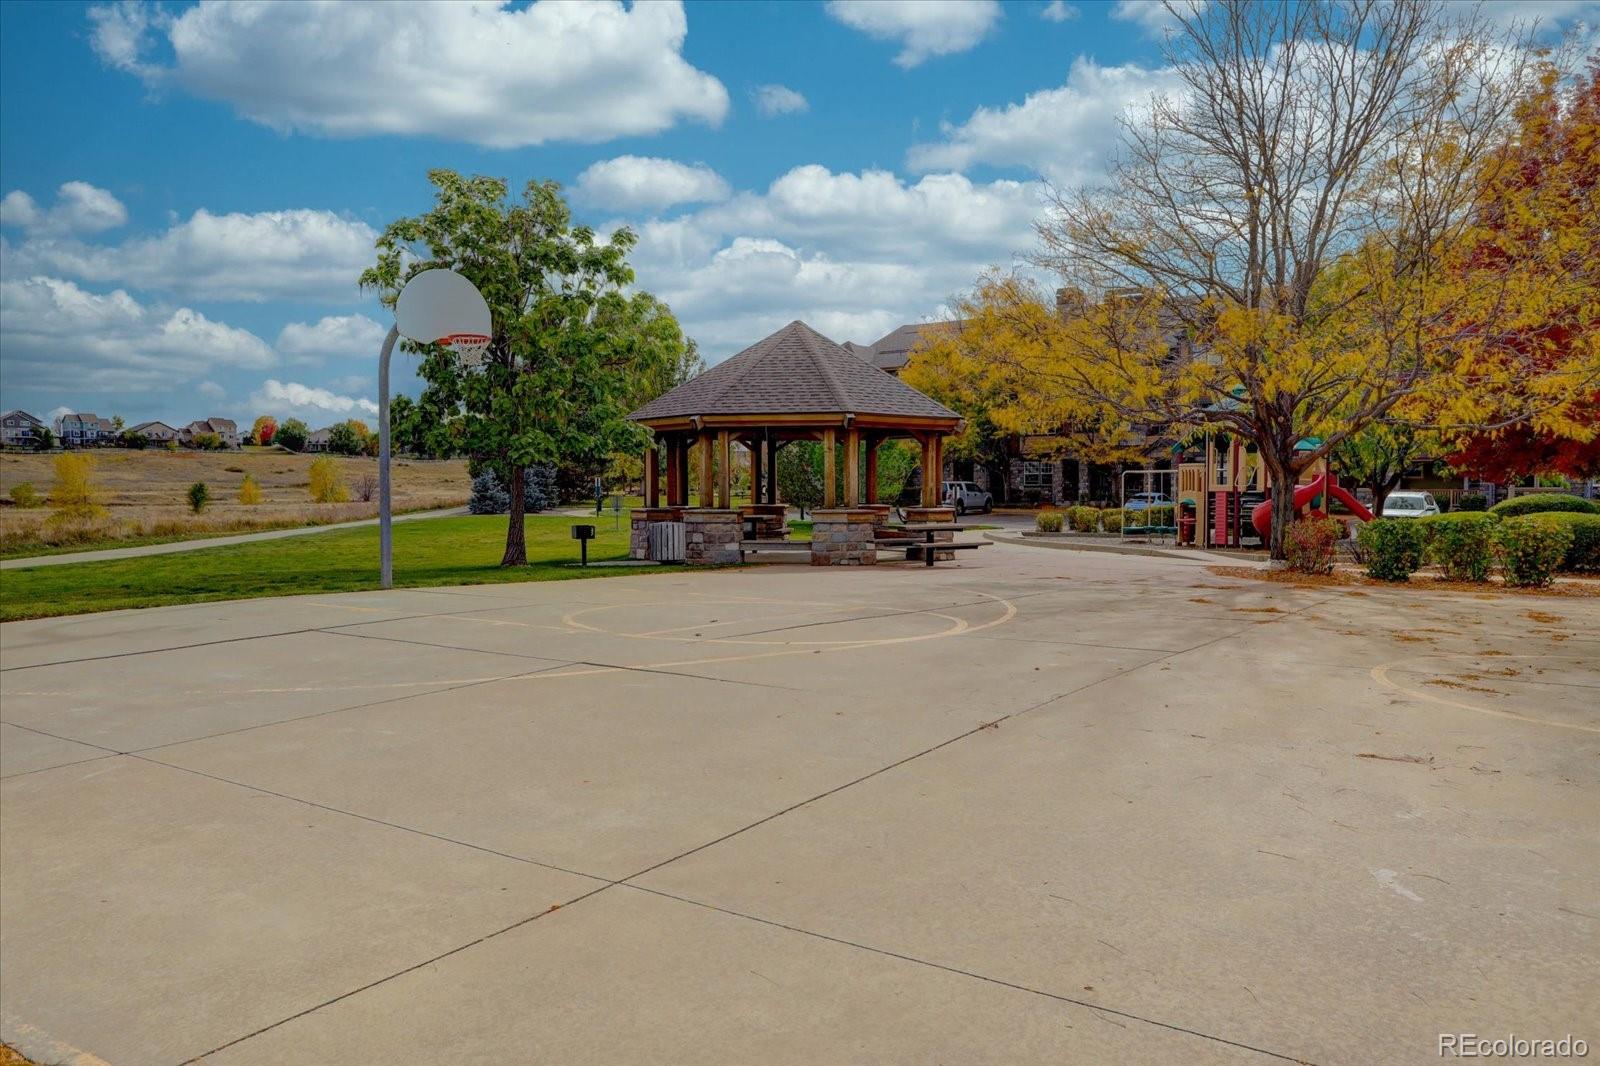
[379,269,491,589]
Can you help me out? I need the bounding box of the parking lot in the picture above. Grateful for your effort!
[2,542,1595,1064]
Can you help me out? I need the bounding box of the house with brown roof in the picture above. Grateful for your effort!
[128,420,180,445]
[180,417,239,448]
[1,409,45,448]
[55,412,112,448]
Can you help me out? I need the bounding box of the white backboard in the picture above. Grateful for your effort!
[395,269,491,345]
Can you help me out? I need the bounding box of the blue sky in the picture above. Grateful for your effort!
[1,0,1593,430]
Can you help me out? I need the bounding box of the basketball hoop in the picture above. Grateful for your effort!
[441,332,491,367]
[395,269,492,367]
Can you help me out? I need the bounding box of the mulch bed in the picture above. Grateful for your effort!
[1205,565,1600,599]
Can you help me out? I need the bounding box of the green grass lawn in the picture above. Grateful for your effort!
[0,514,659,622]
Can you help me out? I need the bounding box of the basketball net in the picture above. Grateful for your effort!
[441,332,491,366]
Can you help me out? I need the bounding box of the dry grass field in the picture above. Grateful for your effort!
[0,448,469,557]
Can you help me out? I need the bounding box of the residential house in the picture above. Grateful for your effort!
[1,409,44,448]
[847,300,1171,506]
[55,412,113,448]
[128,420,180,445]
[304,427,333,452]
[179,417,240,448]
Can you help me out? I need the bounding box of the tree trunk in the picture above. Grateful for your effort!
[1263,448,1295,561]
[501,464,527,567]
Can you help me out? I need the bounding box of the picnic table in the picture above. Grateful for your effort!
[878,522,986,567]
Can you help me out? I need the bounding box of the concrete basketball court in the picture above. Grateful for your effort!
[1,542,1595,1064]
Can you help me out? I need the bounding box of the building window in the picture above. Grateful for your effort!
[1021,461,1054,494]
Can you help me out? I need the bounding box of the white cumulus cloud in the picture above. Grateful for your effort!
[1041,1,1079,22]
[0,274,276,395]
[751,84,809,116]
[249,379,378,422]
[825,0,1001,67]
[613,164,1042,356]
[9,207,377,303]
[1110,0,1204,39]
[906,58,1183,184]
[0,182,128,236]
[574,156,731,212]
[276,314,388,362]
[89,0,728,148]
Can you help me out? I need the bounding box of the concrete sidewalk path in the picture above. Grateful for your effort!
[0,506,467,571]
[2,544,1594,1063]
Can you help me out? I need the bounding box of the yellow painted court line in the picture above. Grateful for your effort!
[1371,657,1600,735]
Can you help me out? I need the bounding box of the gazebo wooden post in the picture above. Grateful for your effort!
[645,440,660,508]
[766,438,780,504]
[677,438,691,506]
[698,432,714,507]
[864,434,879,504]
[918,433,936,506]
[716,430,732,509]
[822,427,837,508]
[748,438,763,508]
[663,437,678,506]
[843,426,860,506]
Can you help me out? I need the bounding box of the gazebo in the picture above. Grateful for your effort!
[626,320,964,564]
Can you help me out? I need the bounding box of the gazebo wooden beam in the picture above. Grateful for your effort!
[822,427,837,508]
[843,426,860,506]
[716,430,732,509]
[864,433,879,504]
[698,432,714,507]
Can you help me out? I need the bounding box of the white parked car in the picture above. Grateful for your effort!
[1381,491,1441,517]
[942,481,993,515]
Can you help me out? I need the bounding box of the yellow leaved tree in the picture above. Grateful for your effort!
[901,276,1153,501]
[1027,1,1597,557]
[48,453,108,528]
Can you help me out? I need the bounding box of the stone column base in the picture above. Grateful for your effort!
[809,508,878,566]
[684,509,741,565]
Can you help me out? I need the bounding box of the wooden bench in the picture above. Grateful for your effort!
[739,539,812,561]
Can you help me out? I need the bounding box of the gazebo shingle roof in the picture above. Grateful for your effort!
[629,320,959,422]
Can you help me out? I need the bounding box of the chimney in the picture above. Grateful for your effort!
[1055,286,1087,319]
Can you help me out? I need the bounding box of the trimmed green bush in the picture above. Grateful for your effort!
[1488,493,1599,518]
[1036,510,1065,533]
[1066,505,1100,533]
[1419,512,1498,582]
[1356,518,1425,581]
[1100,508,1125,533]
[1537,512,1600,572]
[1456,492,1488,511]
[1494,515,1575,587]
[1285,517,1340,575]
[1127,503,1175,527]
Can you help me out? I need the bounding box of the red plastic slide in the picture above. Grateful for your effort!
[1251,473,1374,541]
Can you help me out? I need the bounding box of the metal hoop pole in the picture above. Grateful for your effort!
[378,323,399,589]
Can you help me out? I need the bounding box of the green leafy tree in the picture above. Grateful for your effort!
[31,425,54,451]
[361,170,689,566]
[326,420,367,456]
[187,481,210,514]
[276,418,309,452]
[776,442,825,519]
[1333,424,1436,519]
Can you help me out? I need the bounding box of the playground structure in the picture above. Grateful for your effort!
[1120,468,1179,544]
[1173,430,1373,549]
